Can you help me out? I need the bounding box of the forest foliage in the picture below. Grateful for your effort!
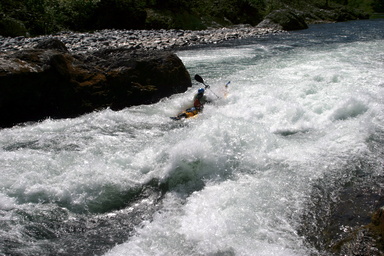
[0,0,381,37]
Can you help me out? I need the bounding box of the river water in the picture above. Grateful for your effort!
[1,19,384,256]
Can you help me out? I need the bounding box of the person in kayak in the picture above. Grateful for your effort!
[193,88,210,111]
[175,88,211,119]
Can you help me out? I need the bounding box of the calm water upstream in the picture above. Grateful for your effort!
[1,19,384,256]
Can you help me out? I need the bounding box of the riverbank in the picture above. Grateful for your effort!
[0,26,281,54]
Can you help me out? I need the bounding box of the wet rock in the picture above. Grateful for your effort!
[371,207,384,238]
[299,166,384,255]
[0,46,191,127]
[364,207,384,253]
[335,208,384,256]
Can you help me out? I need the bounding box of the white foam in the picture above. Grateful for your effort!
[0,27,383,255]
[0,193,16,210]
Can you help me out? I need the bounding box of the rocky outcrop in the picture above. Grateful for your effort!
[256,7,369,31]
[370,207,384,250]
[257,9,308,31]
[335,207,384,256]
[300,172,384,255]
[0,39,191,127]
[303,6,370,24]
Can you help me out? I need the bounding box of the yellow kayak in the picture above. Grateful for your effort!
[170,107,199,120]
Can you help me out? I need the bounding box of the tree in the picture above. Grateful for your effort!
[372,0,384,12]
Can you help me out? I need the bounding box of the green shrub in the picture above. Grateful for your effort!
[23,0,101,34]
[0,0,375,36]
[91,0,147,29]
[53,0,101,31]
[0,15,28,37]
[372,0,384,12]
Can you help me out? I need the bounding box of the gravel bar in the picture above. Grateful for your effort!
[0,26,282,53]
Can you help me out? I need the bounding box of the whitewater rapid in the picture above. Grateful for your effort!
[104,22,384,255]
[1,20,384,256]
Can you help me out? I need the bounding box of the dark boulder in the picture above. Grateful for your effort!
[0,44,191,128]
[34,38,69,52]
[257,9,308,31]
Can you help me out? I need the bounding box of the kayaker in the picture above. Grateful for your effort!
[193,88,210,111]
[173,88,211,120]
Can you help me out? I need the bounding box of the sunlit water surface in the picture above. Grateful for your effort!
[1,19,384,256]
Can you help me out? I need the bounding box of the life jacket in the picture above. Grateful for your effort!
[194,99,202,110]
[193,94,204,110]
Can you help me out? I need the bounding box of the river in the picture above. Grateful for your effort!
[1,19,384,256]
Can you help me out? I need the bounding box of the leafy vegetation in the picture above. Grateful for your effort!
[0,0,379,37]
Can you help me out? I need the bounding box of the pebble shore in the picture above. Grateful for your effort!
[0,26,281,53]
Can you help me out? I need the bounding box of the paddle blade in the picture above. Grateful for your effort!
[194,74,204,84]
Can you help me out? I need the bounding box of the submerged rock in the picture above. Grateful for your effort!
[0,42,191,127]
[335,207,384,256]
[299,168,384,255]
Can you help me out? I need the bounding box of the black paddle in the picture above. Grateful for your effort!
[194,74,220,98]
[194,74,209,89]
